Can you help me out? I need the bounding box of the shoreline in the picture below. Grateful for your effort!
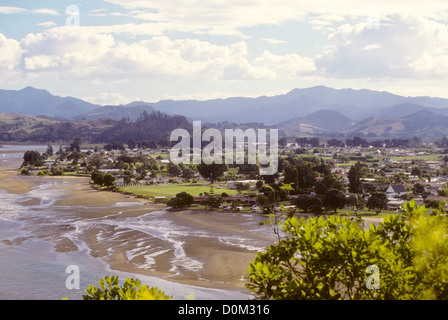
[0,167,384,298]
[0,168,269,296]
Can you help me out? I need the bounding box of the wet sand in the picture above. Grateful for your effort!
[0,167,383,297]
[0,168,274,294]
[0,169,37,194]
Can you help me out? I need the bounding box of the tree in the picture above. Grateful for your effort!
[327,138,344,147]
[309,137,320,147]
[22,150,44,167]
[256,194,270,208]
[246,200,448,300]
[347,193,365,215]
[413,182,425,195]
[91,171,104,186]
[181,166,195,179]
[103,173,116,188]
[104,142,125,151]
[167,162,182,176]
[348,162,362,194]
[320,172,342,191]
[127,138,136,150]
[67,151,84,165]
[46,144,53,157]
[293,195,322,214]
[411,166,422,177]
[323,188,346,213]
[197,161,227,184]
[282,161,298,189]
[123,175,132,185]
[278,137,288,147]
[167,192,194,209]
[438,188,448,197]
[201,186,222,210]
[367,191,388,215]
[83,275,171,300]
[89,156,104,171]
[69,136,82,152]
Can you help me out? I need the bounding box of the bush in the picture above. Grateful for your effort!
[83,276,172,300]
[246,200,448,300]
[293,194,322,214]
[167,192,194,209]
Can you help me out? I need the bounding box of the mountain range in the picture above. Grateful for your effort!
[2,85,448,138]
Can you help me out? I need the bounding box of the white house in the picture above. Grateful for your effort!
[386,184,407,198]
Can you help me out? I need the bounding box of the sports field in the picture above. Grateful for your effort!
[118,183,241,198]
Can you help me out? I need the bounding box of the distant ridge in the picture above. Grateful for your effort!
[0,87,99,118]
[277,110,353,134]
[73,105,156,121]
[2,85,448,138]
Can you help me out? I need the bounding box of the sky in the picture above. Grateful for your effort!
[1,0,448,105]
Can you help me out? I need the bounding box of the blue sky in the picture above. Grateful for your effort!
[1,0,448,105]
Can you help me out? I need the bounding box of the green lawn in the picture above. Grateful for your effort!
[117,183,242,198]
[390,154,444,162]
[337,208,400,219]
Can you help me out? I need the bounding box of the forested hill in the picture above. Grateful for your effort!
[0,111,190,144]
[91,111,191,143]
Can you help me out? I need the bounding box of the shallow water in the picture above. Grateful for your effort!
[0,145,273,300]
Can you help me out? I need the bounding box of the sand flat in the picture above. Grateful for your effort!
[0,169,275,293]
[0,169,36,194]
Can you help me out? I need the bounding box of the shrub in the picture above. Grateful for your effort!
[83,276,172,300]
[167,191,194,209]
[247,200,448,300]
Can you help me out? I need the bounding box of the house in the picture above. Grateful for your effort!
[154,196,167,203]
[99,169,121,175]
[425,161,444,168]
[225,180,257,190]
[387,198,404,210]
[386,184,407,198]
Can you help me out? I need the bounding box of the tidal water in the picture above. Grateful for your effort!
[0,145,272,300]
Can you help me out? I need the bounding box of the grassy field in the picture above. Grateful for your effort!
[117,183,242,198]
[337,208,399,218]
[390,154,444,162]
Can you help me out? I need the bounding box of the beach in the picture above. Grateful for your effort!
[0,145,383,300]
[0,162,276,299]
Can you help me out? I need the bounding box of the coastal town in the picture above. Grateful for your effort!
[18,136,448,216]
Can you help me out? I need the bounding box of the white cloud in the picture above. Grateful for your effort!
[32,8,59,16]
[101,0,448,37]
[361,43,381,51]
[254,50,316,77]
[0,34,23,82]
[315,15,448,79]
[84,92,134,105]
[0,6,59,16]
[24,55,60,71]
[0,6,26,14]
[219,60,276,81]
[262,38,287,45]
[11,28,275,82]
[37,21,57,28]
[105,0,308,36]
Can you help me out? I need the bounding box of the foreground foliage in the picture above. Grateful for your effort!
[247,200,448,299]
[83,276,172,300]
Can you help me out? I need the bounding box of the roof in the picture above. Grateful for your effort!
[388,184,407,193]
